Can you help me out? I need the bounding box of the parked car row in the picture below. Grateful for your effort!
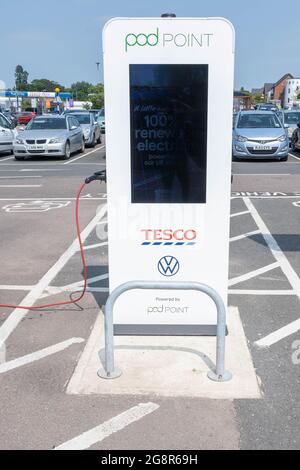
[0,108,103,160]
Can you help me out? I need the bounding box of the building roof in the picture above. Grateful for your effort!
[263,83,274,94]
[273,73,294,88]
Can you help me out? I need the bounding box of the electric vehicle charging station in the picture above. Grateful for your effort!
[103,16,235,336]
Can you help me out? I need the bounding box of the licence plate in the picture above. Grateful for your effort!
[28,145,44,150]
[253,145,272,151]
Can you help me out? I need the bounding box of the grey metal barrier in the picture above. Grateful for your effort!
[97,281,232,382]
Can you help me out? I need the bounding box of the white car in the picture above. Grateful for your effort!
[0,113,15,155]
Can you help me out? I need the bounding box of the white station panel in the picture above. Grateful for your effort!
[103,17,235,335]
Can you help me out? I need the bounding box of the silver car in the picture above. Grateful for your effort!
[97,108,105,134]
[13,115,85,160]
[70,112,101,147]
[232,111,289,161]
[0,113,15,155]
[280,110,300,144]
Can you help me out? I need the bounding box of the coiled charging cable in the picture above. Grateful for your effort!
[0,170,106,310]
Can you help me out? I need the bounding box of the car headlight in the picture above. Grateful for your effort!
[49,138,63,143]
[287,127,293,137]
[84,129,91,137]
[235,135,248,142]
[15,138,24,144]
[278,134,287,142]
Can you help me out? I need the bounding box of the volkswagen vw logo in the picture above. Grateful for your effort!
[158,256,180,277]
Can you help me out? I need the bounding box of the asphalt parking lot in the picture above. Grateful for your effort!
[0,144,300,450]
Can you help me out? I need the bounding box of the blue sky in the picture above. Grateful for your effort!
[1,0,300,90]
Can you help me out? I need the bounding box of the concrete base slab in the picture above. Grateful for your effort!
[67,306,261,399]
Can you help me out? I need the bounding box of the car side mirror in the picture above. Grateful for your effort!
[284,123,289,128]
[70,125,77,130]
[297,123,300,129]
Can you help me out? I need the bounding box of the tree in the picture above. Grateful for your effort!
[297,91,300,100]
[89,83,104,108]
[68,81,93,101]
[28,79,64,92]
[21,99,32,111]
[251,92,264,104]
[15,65,29,91]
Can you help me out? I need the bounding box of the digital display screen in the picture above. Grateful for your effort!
[130,64,208,203]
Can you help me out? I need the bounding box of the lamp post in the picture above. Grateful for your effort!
[54,87,60,113]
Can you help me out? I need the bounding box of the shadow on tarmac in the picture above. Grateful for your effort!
[249,233,300,252]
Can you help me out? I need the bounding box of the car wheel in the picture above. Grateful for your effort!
[91,133,96,148]
[14,156,24,161]
[62,141,71,160]
[291,136,298,152]
[80,138,85,153]
[97,133,102,144]
[280,156,288,161]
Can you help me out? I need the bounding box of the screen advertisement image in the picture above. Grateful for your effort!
[130,64,208,204]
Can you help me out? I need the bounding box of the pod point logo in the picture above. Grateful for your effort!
[125,28,213,52]
[158,256,180,277]
[125,29,159,52]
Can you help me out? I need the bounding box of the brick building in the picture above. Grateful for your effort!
[268,73,294,106]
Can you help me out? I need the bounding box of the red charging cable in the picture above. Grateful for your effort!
[0,182,88,310]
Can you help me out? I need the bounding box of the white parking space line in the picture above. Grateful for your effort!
[230,210,250,218]
[0,197,105,201]
[0,176,42,179]
[244,198,300,294]
[63,162,106,165]
[0,156,14,162]
[54,402,159,450]
[79,241,108,251]
[0,338,84,374]
[229,289,296,296]
[228,262,280,287]
[0,204,107,349]
[255,319,300,348]
[0,285,34,291]
[63,145,105,165]
[0,185,42,188]
[230,229,260,242]
[86,287,109,293]
[235,174,291,176]
[20,169,67,172]
[244,197,300,346]
[288,152,300,161]
[233,196,300,199]
[39,274,109,298]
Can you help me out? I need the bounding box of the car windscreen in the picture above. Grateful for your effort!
[73,113,91,124]
[72,114,91,124]
[237,114,281,129]
[27,118,67,130]
[284,113,300,125]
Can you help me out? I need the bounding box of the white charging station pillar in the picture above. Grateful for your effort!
[103,16,235,335]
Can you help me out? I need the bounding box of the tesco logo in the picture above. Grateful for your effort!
[141,229,197,241]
